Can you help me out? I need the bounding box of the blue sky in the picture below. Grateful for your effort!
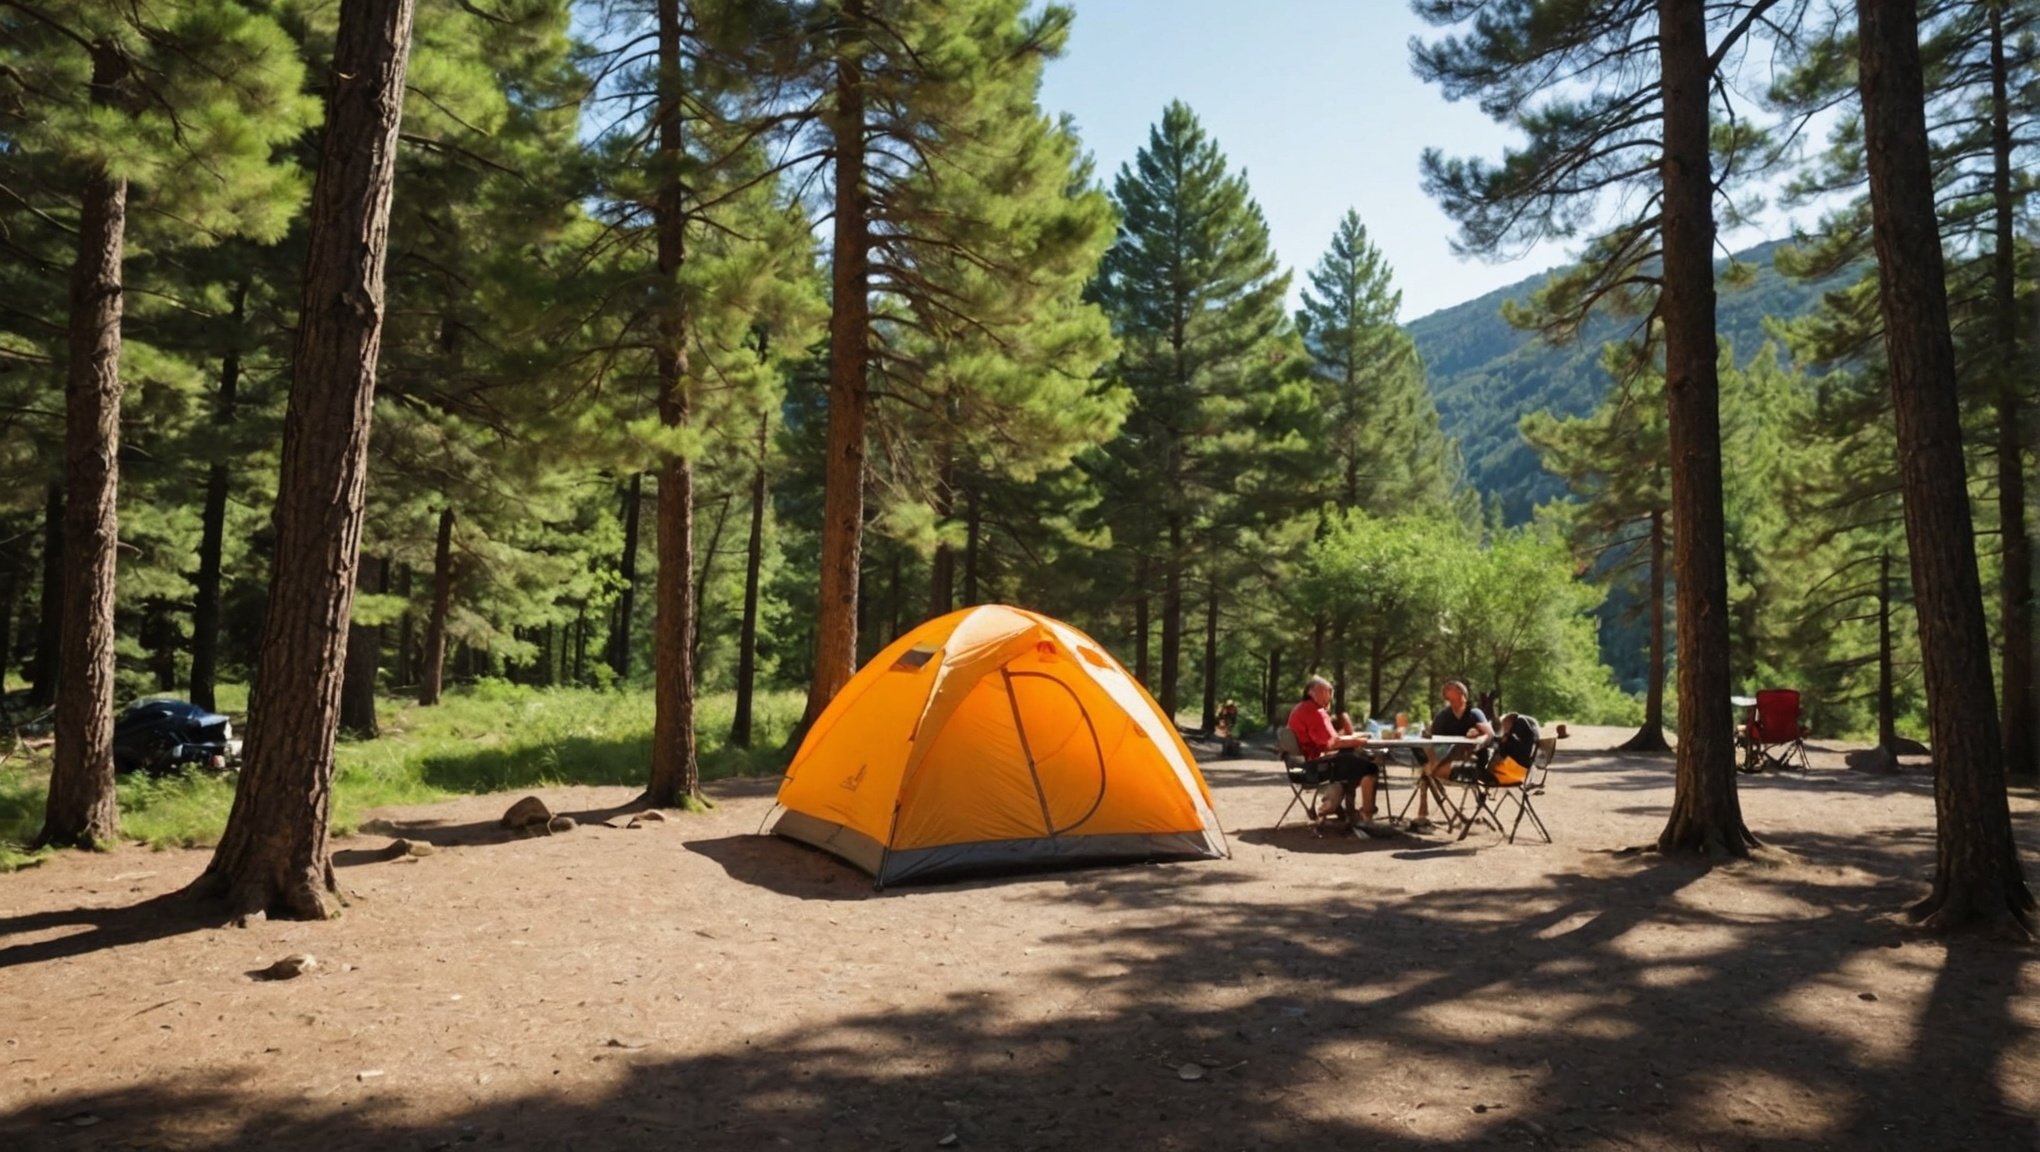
[1036,1,1798,321]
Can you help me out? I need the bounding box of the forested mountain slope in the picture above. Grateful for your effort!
[1407,238,1841,521]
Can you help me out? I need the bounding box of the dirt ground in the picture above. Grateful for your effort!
[3,727,2038,1152]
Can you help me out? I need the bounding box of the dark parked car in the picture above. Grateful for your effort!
[113,699,243,776]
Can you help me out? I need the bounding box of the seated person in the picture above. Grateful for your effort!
[1411,678,1493,827]
[1286,676,1381,823]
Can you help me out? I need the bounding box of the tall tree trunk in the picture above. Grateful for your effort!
[1133,554,1151,687]
[928,451,955,618]
[1160,516,1183,719]
[692,492,733,672]
[731,412,768,749]
[1878,550,1898,751]
[0,553,15,698]
[1988,4,2034,782]
[645,0,700,809]
[393,565,413,688]
[1654,0,1750,856]
[1620,506,1672,752]
[609,472,642,681]
[804,4,870,726]
[572,605,587,686]
[888,548,903,639]
[419,506,454,705]
[188,0,416,921]
[339,554,384,738]
[38,40,130,851]
[1263,648,1281,733]
[1310,612,1326,673]
[962,483,981,605]
[27,483,62,708]
[1858,0,2032,935]
[1367,636,1384,720]
[1200,579,1219,733]
[144,599,177,691]
[190,281,246,712]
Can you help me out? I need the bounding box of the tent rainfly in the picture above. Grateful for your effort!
[771,605,1228,886]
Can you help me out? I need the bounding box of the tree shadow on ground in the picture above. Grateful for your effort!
[13,819,2036,1151]
[0,892,223,971]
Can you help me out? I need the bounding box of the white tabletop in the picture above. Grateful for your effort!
[1360,734,1481,747]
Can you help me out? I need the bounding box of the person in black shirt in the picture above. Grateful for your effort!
[1411,679,1492,827]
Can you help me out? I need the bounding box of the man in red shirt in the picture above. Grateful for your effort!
[1286,676,1381,822]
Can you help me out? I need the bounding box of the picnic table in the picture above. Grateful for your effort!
[1356,733,1484,832]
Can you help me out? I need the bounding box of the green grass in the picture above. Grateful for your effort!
[0,682,802,866]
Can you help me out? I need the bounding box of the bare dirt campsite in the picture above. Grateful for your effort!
[4,729,2037,1151]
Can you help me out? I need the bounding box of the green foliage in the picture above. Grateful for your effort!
[1300,510,1632,724]
[0,684,804,856]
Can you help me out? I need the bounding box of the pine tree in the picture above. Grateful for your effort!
[1090,100,1311,719]
[2,0,315,849]
[728,1,1116,728]
[1857,0,2034,937]
[1413,0,1791,856]
[1296,209,1455,513]
[1523,342,1672,750]
[189,0,417,921]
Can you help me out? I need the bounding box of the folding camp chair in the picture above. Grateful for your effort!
[1737,688,1811,773]
[1274,727,1337,836]
[1454,724,1556,845]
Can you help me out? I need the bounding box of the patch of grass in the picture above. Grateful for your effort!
[0,682,804,857]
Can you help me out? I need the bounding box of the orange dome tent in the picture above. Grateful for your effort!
[772,605,1228,886]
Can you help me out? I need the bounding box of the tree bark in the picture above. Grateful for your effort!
[394,564,413,688]
[339,554,383,738]
[929,452,954,618]
[962,483,981,605]
[645,0,701,809]
[190,281,247,712]
[1263,648,1281,733]
[1878,550,1898,751]
[609,472,642,681]
[731,412,768,748]
[803,3,870,726]
[1858,0,2033,935]
[0,551,15,698]
[1200,578,1220,733]
[1987,4,2034,782]
[1133,554,1151,687]
[27,483,62,709]
[1654,0,1750,856]
[692,492,733,672]
[188,0,416,922]
[418,505,454,705]
[1620,506,1672,752]
[38,39,131,852]
[1159,516,1183,719]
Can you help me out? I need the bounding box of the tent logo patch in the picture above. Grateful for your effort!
[840,764,867,792]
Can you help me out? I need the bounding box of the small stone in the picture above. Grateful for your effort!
[547,815,577,834]
[635,809,668,823]
[259,954,317,980]
[1176,1063,1205,1082]
[357,1069,385,1081]
[936,1133,959,1147]
[501,796,552,830]
[625,819,643,829]
[1858,992,1878,1002]
[1473,1103,1489,1114]
[406,841,435,857]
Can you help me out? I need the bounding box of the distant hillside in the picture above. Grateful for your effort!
[1406,238,1845,522]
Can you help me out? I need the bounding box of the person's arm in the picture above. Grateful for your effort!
[1467,709,1494,740]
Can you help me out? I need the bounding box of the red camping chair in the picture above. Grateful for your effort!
[1738,689,1810,773]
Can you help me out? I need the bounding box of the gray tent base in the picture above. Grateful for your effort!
[771,809,1227,888]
